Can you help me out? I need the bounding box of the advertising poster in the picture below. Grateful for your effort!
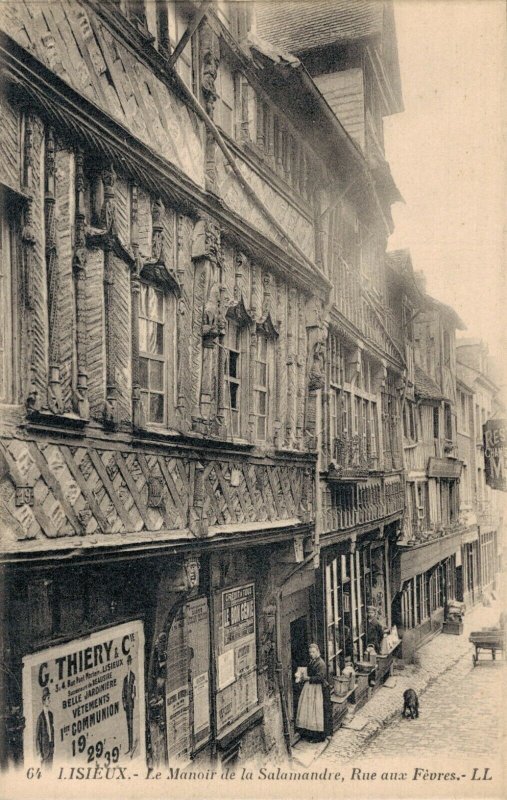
[166,687,191,763]
[216,584,258,733]
[222,583,255,648]
[22,621,145,768]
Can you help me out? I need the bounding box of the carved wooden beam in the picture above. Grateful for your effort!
[102,164,119,426]
[130,182,145,429]
[21,113,39,412]
[286,287,297,448]
[44,127,63,414]
[200,22,220,192]
[72,147,89,419]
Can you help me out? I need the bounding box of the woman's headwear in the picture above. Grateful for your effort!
[309,642,321,656]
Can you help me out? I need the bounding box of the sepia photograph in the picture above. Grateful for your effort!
[0,0,505,798]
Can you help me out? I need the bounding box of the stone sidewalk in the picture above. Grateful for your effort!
[294,599,503,766]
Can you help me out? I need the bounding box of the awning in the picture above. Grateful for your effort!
[398,529,463,584]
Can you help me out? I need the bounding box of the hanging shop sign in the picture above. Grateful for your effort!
[427,457,462,479]
[22,620,145,768]
[216,583,257,735]
[483,419,506,491]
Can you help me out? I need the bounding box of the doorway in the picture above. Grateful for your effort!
[281,587,312,742]
[290,616,309,721]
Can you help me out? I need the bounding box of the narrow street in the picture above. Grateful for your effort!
[362,649,504,760]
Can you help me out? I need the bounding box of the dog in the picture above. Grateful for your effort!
[402,688,419,719]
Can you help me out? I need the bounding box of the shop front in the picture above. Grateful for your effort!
[459,527,480,608]
[479,527,498,594]
[394,531,462,658]
[317,526,398,729]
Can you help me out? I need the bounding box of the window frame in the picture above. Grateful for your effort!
[138,280,176,427]
[253,332,272,442]
[223,318,245,437]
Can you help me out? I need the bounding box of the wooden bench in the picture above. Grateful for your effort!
[469,629,504,666]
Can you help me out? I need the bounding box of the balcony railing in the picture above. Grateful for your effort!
[323,474,404,532]
[327,435,378,480]
[400,519,464,546]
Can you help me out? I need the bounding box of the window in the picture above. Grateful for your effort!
[326,558,344,677]
[215,59,235,137]
[139,283,174,424]
[127,0,148,31]
[475,403,481,441]
[166,2,195,89]
[367,402,378,464]
[433,406,440,439]
[253,334,272,441]
[444,402,452,441]
[224,320,242,436]
[404,402,417,440]
[443,330,451,367]
[0,191,19,404]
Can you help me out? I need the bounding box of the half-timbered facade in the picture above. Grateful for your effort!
[0,0,338,767]
[256,0,407,725]
[393,285,466,656]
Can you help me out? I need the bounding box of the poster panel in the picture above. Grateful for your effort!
[165,597,211,763]
[216,584,258,734]
[222,583,255,649]
[22,620,145,768]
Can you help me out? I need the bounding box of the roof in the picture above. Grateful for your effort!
[414,365,447,401]
[255,0,403,112]
[386,249,426,305]
[426,295,466,331]
[255,1,385,53]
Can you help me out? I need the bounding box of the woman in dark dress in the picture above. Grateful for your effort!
[296,643,332,742]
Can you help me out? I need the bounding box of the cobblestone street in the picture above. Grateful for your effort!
[314,602,506,765]
[360,645,504,760]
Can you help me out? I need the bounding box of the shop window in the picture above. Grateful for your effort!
[224,320,244,436]
[341,555,353,659]
[0,191,20,404]
[139,282,176,425]
[325,558,344,677]
[416,573,427,622]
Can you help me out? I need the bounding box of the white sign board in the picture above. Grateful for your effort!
[22,621,145,768]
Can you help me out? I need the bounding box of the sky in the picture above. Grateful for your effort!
[384,0,506,363]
